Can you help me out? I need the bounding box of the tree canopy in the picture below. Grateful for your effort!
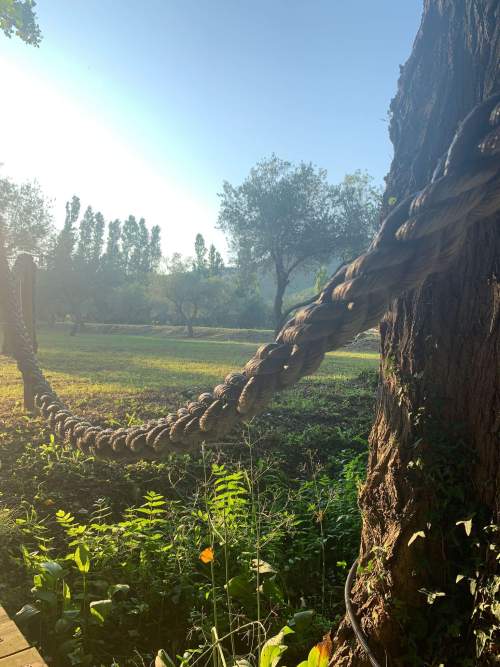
[0,176,54,257]
[0,0,42,45]
[217,155,381,328]
[159,253,227,337]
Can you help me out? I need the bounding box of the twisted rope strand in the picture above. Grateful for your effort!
[1,94,499,462]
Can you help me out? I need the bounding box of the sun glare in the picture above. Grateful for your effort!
[0,54,218,254]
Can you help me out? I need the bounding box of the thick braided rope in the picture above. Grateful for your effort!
[1,94,499,461]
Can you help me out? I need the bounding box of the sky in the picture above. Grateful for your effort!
[0,0,423,257]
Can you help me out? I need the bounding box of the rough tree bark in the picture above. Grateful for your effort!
[331,1,499,665]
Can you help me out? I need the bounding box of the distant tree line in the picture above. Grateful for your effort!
[0,156,381,335]
[40,196,162,329]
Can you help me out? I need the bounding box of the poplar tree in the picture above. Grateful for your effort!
[149,225,162,272]
[194,233,208,275]
[208,243,224,276]
[121,215,139,274]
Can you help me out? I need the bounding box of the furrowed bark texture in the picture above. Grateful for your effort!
[331,1,500,665]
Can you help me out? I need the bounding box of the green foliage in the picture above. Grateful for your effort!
[313,266,328,294]
[158,254,230,336]
[396,433,500,666]
[208,243,224,276]
[0,330,379,665]
[38,195,163,325]
[217,156,381,325]
[0,176,54,256]
[0,0,42,45]
[8,447,363,666]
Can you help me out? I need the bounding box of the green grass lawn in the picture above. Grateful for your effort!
[1,329,380,407]
[0,325,380,497]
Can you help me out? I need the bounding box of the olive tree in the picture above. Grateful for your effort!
[217,156,380,329]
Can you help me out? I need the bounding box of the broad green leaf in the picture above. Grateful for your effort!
[307,641,330,667]
[259,627,293,667]
[90,598,112,624]
[260,578,284,603]
[62,607,80,620]
[226,574,253,602]
[40,561,63,579]
[108,583,130,598]
[62,580,71,607]
[290,610,314,633]
[260,641,287,667]
[74,544,90,573]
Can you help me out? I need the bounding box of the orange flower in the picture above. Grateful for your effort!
[199,547,214,564]
[44,499,55,507]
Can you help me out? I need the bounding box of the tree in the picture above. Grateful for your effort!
[194,233,208,275]
[218,156,380,329]
[330,2,499,665]
[91,212,105,266]
[42,196,80,324]
[121,215,139,275]
[101,220,122,274]
[193,234,224,277]
[161,255,201,337]
[0,177,54,258]
[332,171,381,260]
[161,254,225,337]
[39,198,162,326]
[148,225,162,272]
[75,206,95,263]
[208,243,224,276]
[134,217,149,273]
[0,0,42,46]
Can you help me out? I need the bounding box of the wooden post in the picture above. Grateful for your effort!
[16,253,37,412]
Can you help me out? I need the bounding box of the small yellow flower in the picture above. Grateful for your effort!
[44,499,55,507]
[199,547,214,564]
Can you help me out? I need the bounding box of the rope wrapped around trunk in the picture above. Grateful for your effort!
[1,94,499,461]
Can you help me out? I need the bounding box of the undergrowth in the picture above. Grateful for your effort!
[4,437,366,666]
[0,331,379,666]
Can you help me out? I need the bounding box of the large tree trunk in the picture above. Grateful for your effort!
[331,1,500,665]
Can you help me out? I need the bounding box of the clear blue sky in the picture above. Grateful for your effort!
[1,0,423,255]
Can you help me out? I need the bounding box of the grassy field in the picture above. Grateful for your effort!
[1,327,379,412]
[0,326,380,503]
[0,327,380,666]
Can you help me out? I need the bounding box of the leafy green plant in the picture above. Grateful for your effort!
[5,419,366,667]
